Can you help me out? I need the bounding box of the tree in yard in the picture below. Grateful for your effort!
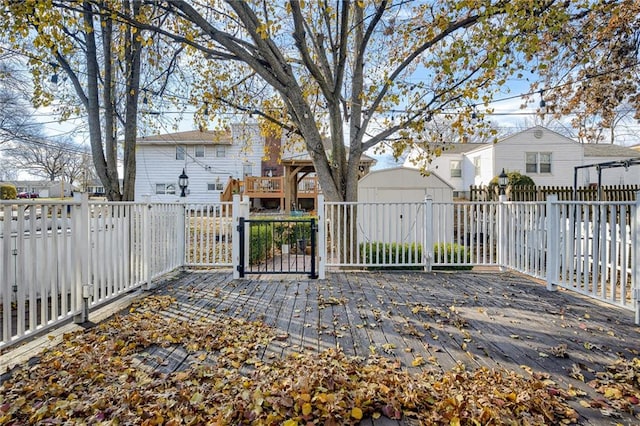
[0,52,42,145]
[536,0,640,144]
[116,0,583,204]
[1,0,186,200]
[6,136,84,182]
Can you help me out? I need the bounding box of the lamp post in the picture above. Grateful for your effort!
[178,168,189,197]
[498,168,508,196]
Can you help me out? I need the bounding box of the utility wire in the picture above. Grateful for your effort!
[2,45,639,119]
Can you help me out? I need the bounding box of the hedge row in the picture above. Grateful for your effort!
[359,242,472,270]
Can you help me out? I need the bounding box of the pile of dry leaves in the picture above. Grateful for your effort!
[0,295,635,425]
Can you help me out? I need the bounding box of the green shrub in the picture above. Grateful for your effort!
[249,221,273,265]
[432,242,473,270]
[272,220,312,247]
[0,184,17,200]
[358,241,473,270]
[359,242,423,270]
[488,171,535,196]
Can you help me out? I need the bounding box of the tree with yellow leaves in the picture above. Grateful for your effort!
[537,0,640,144]
[113,0,586,203]
[1,0,185,200]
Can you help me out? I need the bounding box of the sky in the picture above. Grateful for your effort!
[31,87,639,177]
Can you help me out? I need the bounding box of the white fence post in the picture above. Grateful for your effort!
[498,194,506,271]
[632,192,640,324]
[424,196,433,271]
[74,193,91,323]
[546,195,559,291]
[232,194,241,279]
[317,194,326,279]
[143,202,152,289]
[178,203,186,268]
[2,204,12,340]
[241,196,250,275]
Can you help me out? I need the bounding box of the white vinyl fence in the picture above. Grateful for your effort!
[2,193,638,349]
[0,195,184,348]
[322,195,639,323]
[184,203,234,267]
[546,197,639,314]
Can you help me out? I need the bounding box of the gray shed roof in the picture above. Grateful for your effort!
[584,144,640,158]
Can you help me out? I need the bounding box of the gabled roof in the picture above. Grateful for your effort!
[137,129,232,145]
[584,143,640,158]
[462,126,579,156]
[360,166,454,189]
[497,125,576,145]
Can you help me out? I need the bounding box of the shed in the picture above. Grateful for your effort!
[358,167,453,203]
[356,167,454,244]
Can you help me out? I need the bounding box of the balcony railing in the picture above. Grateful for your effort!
[244,176,284,198]
[243,176,319,198]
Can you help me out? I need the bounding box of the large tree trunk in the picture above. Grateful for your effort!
[82,1,116,200]
[100,3,122,201]
[121,0,143,201]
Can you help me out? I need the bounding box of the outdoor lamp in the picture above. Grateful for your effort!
[178,168,189,197]
[498,168,508,196]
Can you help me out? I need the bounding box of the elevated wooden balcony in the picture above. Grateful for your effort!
[244,176,284,198]
[222,176,319,211]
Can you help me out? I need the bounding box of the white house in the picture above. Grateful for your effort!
[405,126,640,198]
[135,123,265,203]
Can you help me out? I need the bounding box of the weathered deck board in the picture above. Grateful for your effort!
[146,269,640,424]
[4,269,640,425]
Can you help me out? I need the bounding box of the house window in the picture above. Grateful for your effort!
[207,182,224,191]
[176,146,186,160]
[473,157,481,177]
[450,160,462,178]
[539,153,551,173]
[216,146,226,157]
[526,152,552,174]
[155,183,176,195]
[195,145,205,158]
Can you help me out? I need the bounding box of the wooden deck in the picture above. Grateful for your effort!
[2,269,640,424]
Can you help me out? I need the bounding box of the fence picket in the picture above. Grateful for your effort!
[2,191,638,350]
[470,184,640,202]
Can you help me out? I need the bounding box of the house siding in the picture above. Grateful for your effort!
[404,126,640,199]
[135,123,266,203]
[404,145,478,196]
[493,127,585,187]
[465,146,494,188]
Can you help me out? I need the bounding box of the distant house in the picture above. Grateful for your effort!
[8,180,77,198]
[82,179,124,197]
[134,124,266,203]
[10,180,50,197]
[405,126,640,199]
